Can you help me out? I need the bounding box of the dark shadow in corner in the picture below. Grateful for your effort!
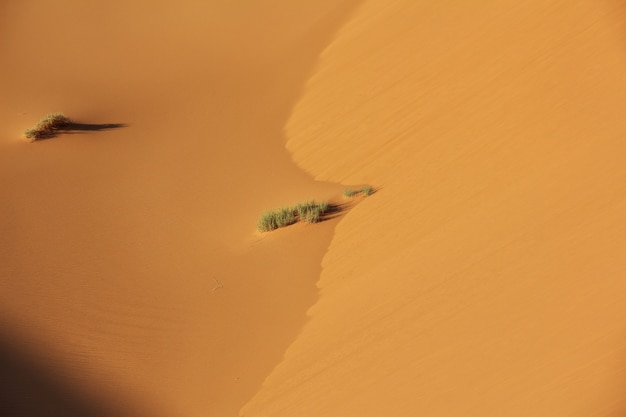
[35,123,127,140]
[0,324,150,417]
[0,334,111,417]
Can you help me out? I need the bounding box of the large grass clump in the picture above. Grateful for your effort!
[258,200,330,232]
[24,113,71,141]
[343,185,374,197]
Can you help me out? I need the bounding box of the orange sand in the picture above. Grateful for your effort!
[2,0,626,417]
[243,0,626,416]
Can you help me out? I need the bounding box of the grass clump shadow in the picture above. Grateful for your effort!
[24,113,72,141]
[343,185,374,198]
[258,200,332,232]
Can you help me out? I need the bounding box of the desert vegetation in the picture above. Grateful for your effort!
[343,185,373,197]
[24,113,72,141]
[258,200,331,232]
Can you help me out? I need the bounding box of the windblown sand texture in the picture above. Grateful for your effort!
[243,0,626,416]
[2,0,626,416]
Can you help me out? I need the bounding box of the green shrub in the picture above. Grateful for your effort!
[294,201,310,219]
[343,188,358,197]
[295,200,328,224]
[257,211,279,232]
[361,185,373,196]
[24,113,71,141]
[304,208,321,223]
[258,200,330,232]
[276,207,296,228]
[257,207,296,232]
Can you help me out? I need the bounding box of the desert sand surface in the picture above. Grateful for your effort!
[2,0,626,416]
[243,0,626,416]
[0,1,359,416]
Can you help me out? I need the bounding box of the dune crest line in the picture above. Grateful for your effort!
[243,1,626,416]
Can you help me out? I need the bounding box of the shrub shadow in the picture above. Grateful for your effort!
[367,186,381,196]
[318,202,350,223]
[35,122,127,140]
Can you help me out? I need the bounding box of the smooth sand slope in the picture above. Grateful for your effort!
[243,1,626,416]
[0,1,360,416]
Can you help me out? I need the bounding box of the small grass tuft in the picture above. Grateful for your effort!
[24,113,72,141]
[343,185,374,197]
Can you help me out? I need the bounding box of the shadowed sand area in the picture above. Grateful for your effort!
[243,0,626,416]
[0,1,359,416]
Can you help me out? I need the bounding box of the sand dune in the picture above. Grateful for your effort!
[242,1,626,416]
[3,0,626,416]
[0,1,359,416]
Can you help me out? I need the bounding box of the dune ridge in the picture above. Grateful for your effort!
[242,1,626,416]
